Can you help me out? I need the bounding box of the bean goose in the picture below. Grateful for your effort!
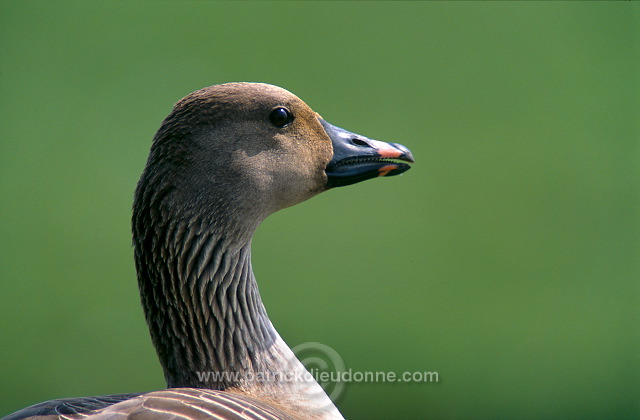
[5,83,414,420]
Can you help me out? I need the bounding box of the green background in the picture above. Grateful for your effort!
[1,2,638,419]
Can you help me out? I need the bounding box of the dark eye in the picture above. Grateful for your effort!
[269,107,294,128]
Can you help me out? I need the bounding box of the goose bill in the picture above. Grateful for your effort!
[320,118,414,188]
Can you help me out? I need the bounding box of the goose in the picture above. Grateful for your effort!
[5,82,414,420]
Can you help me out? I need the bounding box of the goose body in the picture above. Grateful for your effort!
[5,83,413,420]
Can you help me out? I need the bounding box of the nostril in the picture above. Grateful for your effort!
[352,138,369,147]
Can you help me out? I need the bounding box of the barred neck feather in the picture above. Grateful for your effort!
[133,212,277,388]
[131,169,340,418]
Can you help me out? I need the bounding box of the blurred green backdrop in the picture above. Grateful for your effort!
[1,2,638,419]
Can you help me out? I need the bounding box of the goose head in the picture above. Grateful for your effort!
[137,82,413,232]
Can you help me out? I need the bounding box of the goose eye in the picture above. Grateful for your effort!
[269,107,294,128]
